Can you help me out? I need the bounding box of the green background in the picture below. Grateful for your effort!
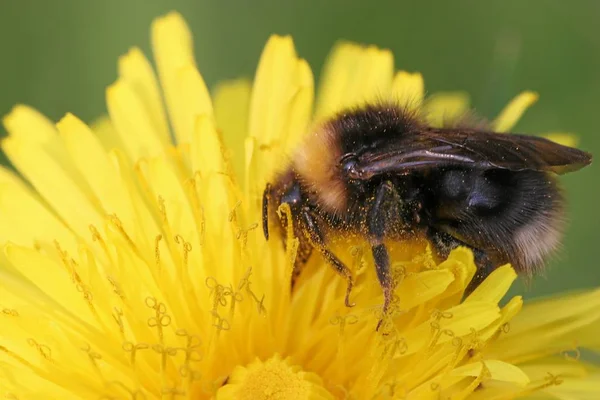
[0,0,598,298]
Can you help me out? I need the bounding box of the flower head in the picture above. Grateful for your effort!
[0,12,599,400]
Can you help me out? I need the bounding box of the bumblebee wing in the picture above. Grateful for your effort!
[354,128,592,178]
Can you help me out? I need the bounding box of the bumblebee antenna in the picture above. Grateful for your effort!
[262,183,271,240]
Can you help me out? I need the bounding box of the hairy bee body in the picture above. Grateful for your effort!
[263,104,591,329]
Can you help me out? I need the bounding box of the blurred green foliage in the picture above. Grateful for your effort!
[0,0,598,297]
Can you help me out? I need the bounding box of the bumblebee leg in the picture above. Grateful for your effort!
[262,183,271,240]
[367,181,397,330]
[427,229,495,296]
[290,237,313,289]
[275,200,314,291]
[301,207,355,307]
[372,244,392,331]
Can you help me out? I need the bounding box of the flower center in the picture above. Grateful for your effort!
[216,354,333,400]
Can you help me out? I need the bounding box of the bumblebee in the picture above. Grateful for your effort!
[263,104,592,329]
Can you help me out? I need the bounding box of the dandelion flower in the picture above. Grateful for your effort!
[0,12,599,400]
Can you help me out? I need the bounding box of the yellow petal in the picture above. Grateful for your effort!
[488,288,600,364]
[315,42,394,119]
[106,80,166,160]
[506,289,600,337]
[492,91,539,132]
[89,115,124,153]
[478,296,523,343]
[451,360,530,386]
[2,104,55,144]
[282,60,314,153]
[403,301,502,356]
[176,64,215,139]
[152,12,212,144]
[515,359,600,399]
[2,244,96,326]
[58,113,134,231]
[0,167,77,253]
[465,264,517,304]
[107,148,162,259]
[249,35,313,146]
[2,106,86,185]
[0,361,78,400]
[398,269,455,310]
[141,157,198,239]
[118,47,171,147]
[437,247,477,299]
[519,358,589,382]
[2,136,103,240]
[392,71,424,111]
[541,372,600,400]
[137,156,211,284]
[190,114,224,175]
[441,301,502,337]
[423,92,470,127]
[213,79,252,179]
[247,35,313,191]
[248,34,295,146]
